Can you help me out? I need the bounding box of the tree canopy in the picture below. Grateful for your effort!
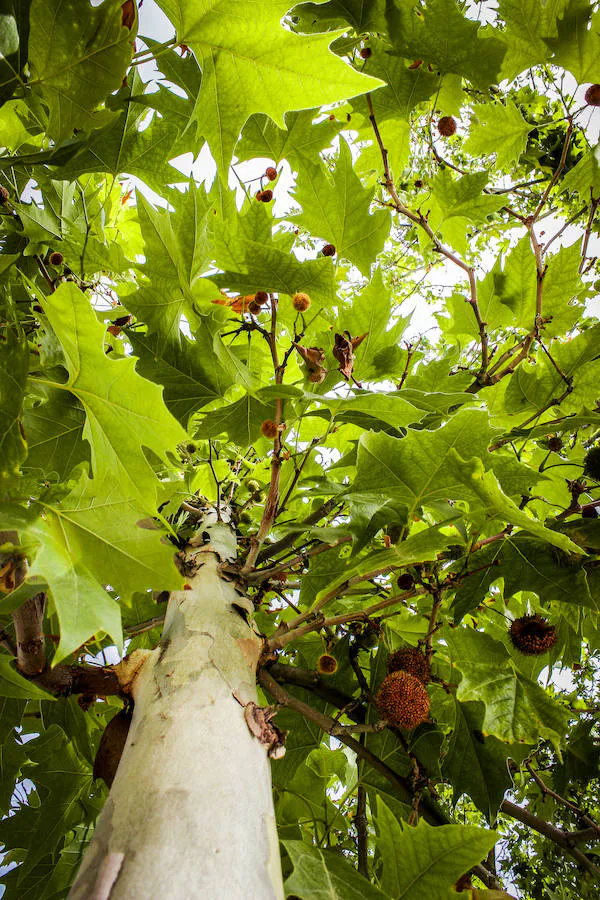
[1,0,600,897]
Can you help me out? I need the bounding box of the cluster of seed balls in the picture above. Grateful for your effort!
[376,648,431,729]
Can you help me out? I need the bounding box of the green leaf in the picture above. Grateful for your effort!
[334,269,410,381]
[387,0,506,88]
[283,839,387,900]
[0,725,92,875]
[38,283,186,514]
[453,532,594,623]
[546,0,600,83]
[351,407,578,552]
[0,324,28,491]
[0,654,54,700]
[56,71,182,193]
[294,139,391,276]
[464,101,532,170]
[236,109,342,170]
[28,0,135,142]
[445,628,569,746]
[291,0,387,32]
[442,699,530,821]
[22,386,89,482]
[24,472,180,661]
[374,799,498,900]
[128,322,235,426]
[154,0,383,174]
[211,201,336,307]
[0,0,30,105]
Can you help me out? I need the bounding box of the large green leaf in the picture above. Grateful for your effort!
[452,532,594,622]
[0,0,30,105]
[36,283,186,514]
[236,108,342,170]
[6,470,180,661]
[294,139,391,276]
[351,407,580,553]
[284,839,387,900]
[0,324,28,491]
[0,655,54,700]
[374,799,498,900]
[154,0,383,173]
[387,0,506,88]
[22,385,88,482]
[56,71,182,192]
[28,0,135,142]
[464,101,532,170]
[445,628,569,746]
[128,322,235,426]
[442,699,530,822]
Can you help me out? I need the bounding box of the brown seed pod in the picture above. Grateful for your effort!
[584,446,600,481]
[255,290,269,305]
[321,243,336,257]
[387,647,430,684]
[248,300,262,314]
[360,47,372,59]
[547,436,563,452]
[265,166,278,181]
[376,671,430,729]
[49,251,64,266]
[292,292,311,312]
[584,84,600,106]
[0,185,9,204]
[317,653,338,675]
[397,572,414,591]
[259,189,273,203]
[414,179,423,189]
[261,419,278,439]
[437,116,457,137]
[509,615,557,656]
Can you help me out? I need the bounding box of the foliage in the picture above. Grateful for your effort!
[1,0,600,897]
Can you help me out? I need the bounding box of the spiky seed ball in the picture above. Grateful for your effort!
[387,648,430,684]
[437,116,457,137]
[548,436,563,452]
[584,446,600,481]
[360,47,372,59]
[265,166,278,181]
[49,251,64,266]
[292,292,311,312]
[397,572,414,591]
[509,615,557,656]
[255,290,269,305]
[259,189,273,203]
[376,671,430,729]
[582,504,599,518]
[248,300,262,315]
[585,84,600,106]
[317,654,338,675]
[414,179,423,189]
[261,419,278,439]
[255,189,263,200]
[321,243,336,257]
[0,186,9,204]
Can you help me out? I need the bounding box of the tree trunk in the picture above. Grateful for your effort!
[69,531,284,900]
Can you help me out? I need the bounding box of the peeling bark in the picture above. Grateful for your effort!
[69,544,283,899]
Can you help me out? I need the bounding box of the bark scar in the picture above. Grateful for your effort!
[242,701,287,759]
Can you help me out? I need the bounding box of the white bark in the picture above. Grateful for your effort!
[70,542,284,900]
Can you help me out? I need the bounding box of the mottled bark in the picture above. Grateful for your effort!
[70,539,283,900]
